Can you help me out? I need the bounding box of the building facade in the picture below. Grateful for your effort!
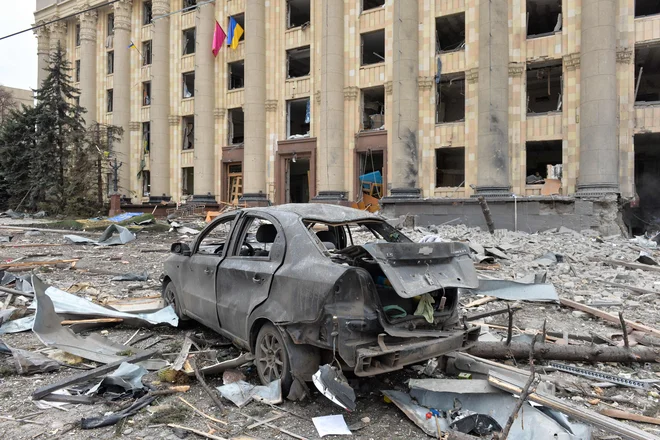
[33,0,660,215]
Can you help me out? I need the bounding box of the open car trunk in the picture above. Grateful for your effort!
[335,241,477,335]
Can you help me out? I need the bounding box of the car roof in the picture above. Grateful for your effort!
[243,203,383,223]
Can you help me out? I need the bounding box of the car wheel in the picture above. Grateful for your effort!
[255,323,292,390]
[163,281,188,321]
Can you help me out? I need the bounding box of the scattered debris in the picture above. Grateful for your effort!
[312,364,356,411]
[110,271,149,282]
[216,379,282,407]
[473,279,559,302]
[599,408,660,426]
[64,224,136,246]
[312,414,352,437]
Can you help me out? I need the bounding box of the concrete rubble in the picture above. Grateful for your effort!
[1,212,660,440]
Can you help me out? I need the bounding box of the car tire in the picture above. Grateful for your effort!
[163,281,188,322]
[255,323,293,392]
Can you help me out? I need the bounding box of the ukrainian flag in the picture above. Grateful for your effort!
[227,17,243,50]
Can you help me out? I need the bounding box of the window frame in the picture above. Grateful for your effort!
[193,214,238,257]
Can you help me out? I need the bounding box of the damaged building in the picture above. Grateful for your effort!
[33,0,660,233]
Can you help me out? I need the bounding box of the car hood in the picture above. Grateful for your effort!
[341,242,478,298]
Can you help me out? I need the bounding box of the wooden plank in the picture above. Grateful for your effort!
[32,349,158,400]
[560,298,660,338]
[0,259,79,269]
[598,258,660,273]
[600,280,660,295]
[178,397,228,426]
[60,318,123,325]
[600,408,660,426]
[167,424,228,440]
[464,296,498,308]
[488,371,655,440]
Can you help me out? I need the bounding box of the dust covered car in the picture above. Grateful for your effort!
[163,204,480,392]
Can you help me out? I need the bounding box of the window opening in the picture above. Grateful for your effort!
[75,24,81,46]
[236,217,280,257]
[525,140,562,184]
[142,170,150,197]
[287,0,310,28]
[107,50,114,74]
[182,28,196,55]
[286,98,310,138]
[526,62,562,114]
[142,40,152,65]
[228,60,244,89]
[436,74,465,123]
[361,86,385,131]
[287,46,311,78]
[362,0,385,12]
[182,115,194,149]
[75,60,81,82]
[526,0,562,38]
[182,72,195,98]
[361,30,385,65]
[635,44,660,104]
[182,166,194,195]
[285,156,310,203]
[435,13,465,53]
[142,81,151,106]
[228,108,244,145]
[142,122,151,153]
[435,147,465,187]
[358,150,384,200]
[106,89,113,113]
[198,216,236,256]
[143,1,153,25]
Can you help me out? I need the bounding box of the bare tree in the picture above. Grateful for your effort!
[0,86,18,125]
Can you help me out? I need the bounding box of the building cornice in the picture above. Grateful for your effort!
[344,86,359,100]
[563,52,580,71]
[616,47,633,64]
[466,67,478,84]
[508,62,525,77]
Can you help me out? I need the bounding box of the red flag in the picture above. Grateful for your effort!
[212,21,226,57]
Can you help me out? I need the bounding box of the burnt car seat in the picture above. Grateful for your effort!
[254,223,277,256]
[316,230,337,250]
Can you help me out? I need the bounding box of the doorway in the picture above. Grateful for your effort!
[285,156,310,203]
[357,150,384,199]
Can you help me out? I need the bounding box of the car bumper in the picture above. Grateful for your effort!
[353,325,480,376]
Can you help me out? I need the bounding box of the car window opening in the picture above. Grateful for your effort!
[237,217,278,258]
[197,216,236,256]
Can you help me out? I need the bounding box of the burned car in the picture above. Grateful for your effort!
[163,204,479,392]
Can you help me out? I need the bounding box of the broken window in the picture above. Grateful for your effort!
[228,107,244,145]
[182,115,194,150]
[182,28,196,55]
[361,29,385,65]
[287,98,310,138]
[635,45,660,104]
[436,13,465,53]
[107,51,114,75]
[527,0,561,38]
[142,81,151,106]
[75,60,80,82]
[107,13,114,36]
[225,163,243,204]
[142,121,151,153]
[236,217,281,257]
[526,62,562,114]
[142,40,152,65]
[361,86,385,131]
[435,147,465,187]
[75,23,81,46]
[357,150,384,199]
[143,1,153,25]
[287,0,310,28]
[198,215,236,256]
[525,140,562,184]
[436,74,465,123]
[142,170,150,197]
[228,60,244,89]
[106,89,113,113]
[287,46,311,78]
[635,1,660,17]
[182,167,194,195]
[182,72,195,98]
[183,0,197,8]
[362,0,385,12]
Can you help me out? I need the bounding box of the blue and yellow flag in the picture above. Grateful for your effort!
[128,41,136,49]
[227,17,243,50]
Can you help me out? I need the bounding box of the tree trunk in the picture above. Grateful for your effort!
[467,341,660,363]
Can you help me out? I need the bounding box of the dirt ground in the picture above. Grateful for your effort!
[1,216,660,440]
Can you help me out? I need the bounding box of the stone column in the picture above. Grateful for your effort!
[474,0,510,197]
[48,21,67,54]
[313,0,346,203]
[34,25,50,89]
[79,11,97,125]
[112,0,132,200]
[149,0,171,203]
[576,0,619,196]
[387,0,420,199]
[240,0,268,205]
[192,2,216,202]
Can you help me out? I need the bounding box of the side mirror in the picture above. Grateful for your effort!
[171,242,192,256]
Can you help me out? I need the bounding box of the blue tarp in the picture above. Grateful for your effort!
[107,212,142,223]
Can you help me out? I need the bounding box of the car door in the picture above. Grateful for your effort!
[180,213,237,332]
[216,212,285,342]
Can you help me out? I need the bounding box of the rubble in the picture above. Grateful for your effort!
[3,213,660,439]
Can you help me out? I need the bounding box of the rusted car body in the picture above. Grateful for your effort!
[163,204,479,389]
